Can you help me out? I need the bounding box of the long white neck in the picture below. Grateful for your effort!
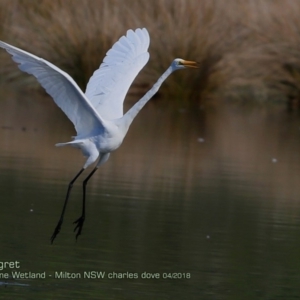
[120,65,174,132]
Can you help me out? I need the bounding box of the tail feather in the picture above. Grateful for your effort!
[55,141,83,147]
[55,139,100,168]
[55,142,68,147]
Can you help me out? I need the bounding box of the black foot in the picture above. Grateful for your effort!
[51,219,63,244]
[73,216,85,240]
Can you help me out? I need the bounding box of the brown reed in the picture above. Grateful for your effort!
[1,0,300,105]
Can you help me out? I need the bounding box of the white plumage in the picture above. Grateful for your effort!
[0,28,198,243]
[85,28,150,120]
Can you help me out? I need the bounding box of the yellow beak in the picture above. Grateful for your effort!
[181,60,199,69]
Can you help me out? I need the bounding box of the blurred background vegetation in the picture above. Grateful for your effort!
[1,0,300,107]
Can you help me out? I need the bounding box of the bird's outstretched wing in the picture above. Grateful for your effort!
[0,41,105,137]
[85,28,150,120]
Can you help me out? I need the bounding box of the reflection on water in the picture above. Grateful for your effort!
[1,89,300,299]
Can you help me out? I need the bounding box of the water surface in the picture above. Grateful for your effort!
[1,90,300,299]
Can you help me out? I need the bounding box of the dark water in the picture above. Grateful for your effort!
[1,90,300,299]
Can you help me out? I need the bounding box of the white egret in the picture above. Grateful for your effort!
[0,28,198,243]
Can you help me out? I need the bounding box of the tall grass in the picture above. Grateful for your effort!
[1,0,300,104]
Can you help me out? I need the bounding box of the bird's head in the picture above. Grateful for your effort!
[171,58,199,71]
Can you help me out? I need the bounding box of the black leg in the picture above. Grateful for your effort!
[73,166,98,240]
[50,168,85,244]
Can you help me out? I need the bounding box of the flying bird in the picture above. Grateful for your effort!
[0,28,198,243]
